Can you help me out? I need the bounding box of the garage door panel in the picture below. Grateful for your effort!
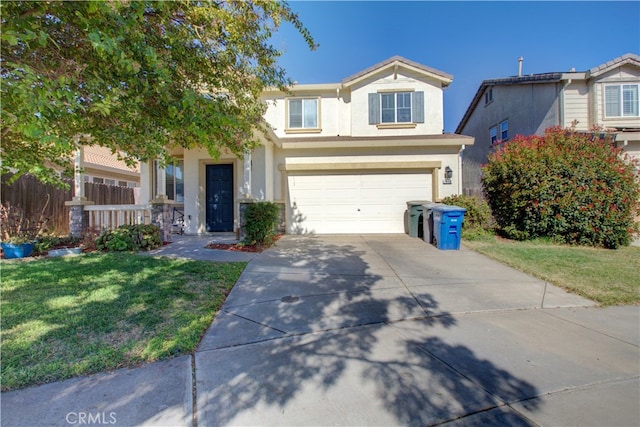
[288,172,431,234]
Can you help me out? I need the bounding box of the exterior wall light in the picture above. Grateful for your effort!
[443,166,453,185]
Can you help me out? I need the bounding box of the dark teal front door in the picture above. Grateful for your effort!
[206,164,234,232]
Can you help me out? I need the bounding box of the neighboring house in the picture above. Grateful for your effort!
[139,56,474,235]
[82,145,140,188]
[456,53,640,197]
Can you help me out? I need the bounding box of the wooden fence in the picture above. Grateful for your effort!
[1,174,135,235]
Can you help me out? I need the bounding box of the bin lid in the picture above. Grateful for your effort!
[421,202,443,209]
[432,204,467,213]
[406,200,431,208]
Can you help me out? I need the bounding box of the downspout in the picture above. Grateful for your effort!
[458,144,465,195]
[336,88,340,136]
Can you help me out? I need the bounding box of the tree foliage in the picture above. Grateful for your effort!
[482,126,640,249]
[1,1,316,185]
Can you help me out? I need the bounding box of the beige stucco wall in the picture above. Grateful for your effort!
[350,69,445,136]
[263,87,349,139]
[263,68,447,139]
[273,144,462,202]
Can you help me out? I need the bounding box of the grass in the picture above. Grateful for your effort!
[1,253,246,391]
[463,235,640,306]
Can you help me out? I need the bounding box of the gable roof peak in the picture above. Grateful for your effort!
[342,56,453,87]
[588,53,640,77]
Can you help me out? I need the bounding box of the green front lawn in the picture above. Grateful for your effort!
[1,253,246,391]
[463,236,640,306]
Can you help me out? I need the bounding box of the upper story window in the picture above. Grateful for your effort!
[368,91,424,125]
[605,84,639,117]
[485,87,493,105]
[381,92,412,123]
[287,98,319,130]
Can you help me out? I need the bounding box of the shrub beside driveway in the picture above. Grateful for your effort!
[463,236,640,306]
[0,253,246,391]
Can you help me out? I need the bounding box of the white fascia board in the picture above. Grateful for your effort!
[281,135,474,150]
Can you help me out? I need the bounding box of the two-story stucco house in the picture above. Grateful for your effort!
[456,53,640,197]
[139,56,474,235]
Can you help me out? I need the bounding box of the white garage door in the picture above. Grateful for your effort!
[288,171,432,234]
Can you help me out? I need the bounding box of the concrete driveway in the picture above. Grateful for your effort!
[2,234,638,427]
[195,234,638,426]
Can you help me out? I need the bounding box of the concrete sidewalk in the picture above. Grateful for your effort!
[2,235,638,426]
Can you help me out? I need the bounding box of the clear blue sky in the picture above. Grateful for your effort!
[273,1,640,132]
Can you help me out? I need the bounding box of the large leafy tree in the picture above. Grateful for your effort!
[1,1,315,185]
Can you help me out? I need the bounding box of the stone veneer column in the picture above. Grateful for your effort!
[238,200,253,243]
[65,198,94,238]
[150,196,173,243]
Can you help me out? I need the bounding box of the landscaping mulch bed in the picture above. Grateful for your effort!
[205,243,264,253]
[206,235,281,253]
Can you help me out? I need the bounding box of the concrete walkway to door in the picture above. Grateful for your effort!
[2,234,638,427]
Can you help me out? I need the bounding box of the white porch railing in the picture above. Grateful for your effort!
[85,204,150,231]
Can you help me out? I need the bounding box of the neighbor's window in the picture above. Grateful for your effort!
[605,84,639,117]
[489,126,498,144]
[485,87,493,104]
[500,120,509,141]
[288,98,319,129]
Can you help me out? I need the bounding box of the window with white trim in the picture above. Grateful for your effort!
[368,91,424,125]
[165,160,184,202]
[489,126,498,144]
[154,159,184,202]
[605,84,639,117]
[500,119,508,141]
[288,98,319,129]
[381,92,412,123]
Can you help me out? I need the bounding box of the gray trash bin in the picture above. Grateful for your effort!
[421,202,444,244]
[406,200,430,238]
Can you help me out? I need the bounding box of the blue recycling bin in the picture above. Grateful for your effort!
[406,200,430,238]
[432,205,467,250]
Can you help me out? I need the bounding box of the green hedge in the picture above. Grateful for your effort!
[96,224,162,252]
[440,194,495,239]
[482,126,640,248]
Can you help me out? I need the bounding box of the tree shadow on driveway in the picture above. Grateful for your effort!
[195,236,540,425]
